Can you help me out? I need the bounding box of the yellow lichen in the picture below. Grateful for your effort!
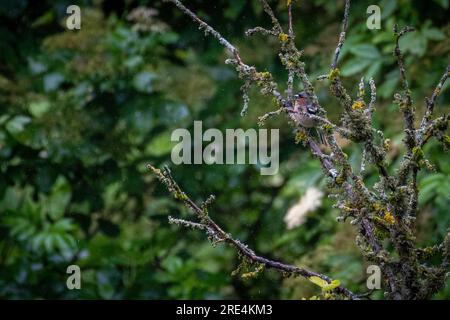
[327,68,340,80]
[323,123,333,133]
[372,202,382,212]
[278,33,289,42]
[258,71,271,79]
[383,211,395,225]
[358,87,365,99]
[341,205,353,212]
[294,130,307,144]
[351,100,365,110]
[241,264,264,279]
[174,191,188,201]
[309,276,341,292]
[383,139,391,151]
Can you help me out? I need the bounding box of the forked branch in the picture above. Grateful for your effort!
[148,164,359,300]
[157,0,450,300]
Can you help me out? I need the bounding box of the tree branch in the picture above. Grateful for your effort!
[148,164,359,300]
[163,0,449,300]
[418,66,450,142]
[330,0,350,70]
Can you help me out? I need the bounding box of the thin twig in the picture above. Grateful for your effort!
[259,0,283,33]
[164,0,449,299]
[367,77,377,118]
[419,66,450,140]
[393,25,416,152]
[288,1,294,39]
[330,0,350,70]
[165,0,244,66]
[245,26,278,37]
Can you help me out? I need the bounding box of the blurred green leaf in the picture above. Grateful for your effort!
[341,58,372,76]
[46,176,72,220]
[145,131,174,157]
[400,32,428,56]
[422,27,446,41]
[349,44,380,59]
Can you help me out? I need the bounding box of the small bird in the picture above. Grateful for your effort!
[289,92,319,128]
[288,92,327,145]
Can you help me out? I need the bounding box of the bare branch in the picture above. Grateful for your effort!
[287,68,295,101]
[419,66,450,138]
[393,25,416,152]
[330,0,350,70]
[257,107,284,126]
[357,76,365,101]
[164,0,449,300]
[258,0,283,33]
[288,1,294,40]
[393,25,415,97]
[165,0,242,63]
[148,164,359,300]
[419,114,449,147]
[367,77,377,118]
[308,138,338,178]
[168,216,211,232]
[245,26,277,37]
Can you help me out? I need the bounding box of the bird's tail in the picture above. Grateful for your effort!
[315,129,328,146]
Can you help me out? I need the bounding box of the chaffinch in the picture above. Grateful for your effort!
[288,92,327,145]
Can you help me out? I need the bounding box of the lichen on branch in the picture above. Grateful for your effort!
[158,0,450,300]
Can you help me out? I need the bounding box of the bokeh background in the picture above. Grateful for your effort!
[0,0,449,299]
